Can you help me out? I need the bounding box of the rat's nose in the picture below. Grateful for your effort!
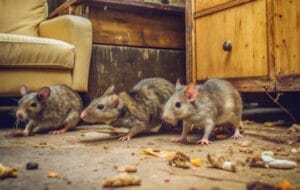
[163,115,174,124]
[80,111,87,120]
[16,111,24,120]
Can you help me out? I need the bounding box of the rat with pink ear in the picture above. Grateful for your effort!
[16,85,83,136]
[163,79,243,145]
[80,78,175,141]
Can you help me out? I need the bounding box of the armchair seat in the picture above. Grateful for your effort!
[0,0,92,96]
[0,33,75,69]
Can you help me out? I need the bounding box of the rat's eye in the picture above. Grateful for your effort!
[175,102,181,108]
[30,102,37,107]
[97,104,104,110]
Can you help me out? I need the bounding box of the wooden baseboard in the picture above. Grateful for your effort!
[276,75,300,92]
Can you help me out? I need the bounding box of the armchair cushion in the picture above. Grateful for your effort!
[0,33,75,69]
[0,0,48,36]
[39,15,92,91]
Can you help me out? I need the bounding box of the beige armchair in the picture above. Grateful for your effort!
[0,0,92,96]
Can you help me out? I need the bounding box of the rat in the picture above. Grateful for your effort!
[162,79,243,145]
[16,84,83,135]
[80,78,175,141]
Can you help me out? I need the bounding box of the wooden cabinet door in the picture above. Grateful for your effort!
[195,0,237,12]
[274,0,300,77]
[195,0,268,80]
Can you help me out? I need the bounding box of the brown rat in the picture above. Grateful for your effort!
[163,79,243,145]
[16,85,83,135]
[80,78,175,141]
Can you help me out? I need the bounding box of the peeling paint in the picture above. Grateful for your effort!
[100,64,105,73]
[138,71,142,78]
[143,51,149,60]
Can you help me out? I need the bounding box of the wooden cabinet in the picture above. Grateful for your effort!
[186,0,300,92]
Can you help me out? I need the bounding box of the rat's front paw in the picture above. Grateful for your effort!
[48,129,67,135]
[196,139,212,145]
[231,133,243,140]
[118,135,131,142]
[170,136,187,143]
[23,130,30,136]
[231,130,243,140]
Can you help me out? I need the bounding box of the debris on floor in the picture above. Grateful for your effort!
[0,164,18,179]
[26,162,39,170]
[247,155,266,168]
[238,140,252,147]
[102,173,141,187]
[190,158,201,167]
[47,172,59,178]
[288,124,300,132]
[115,165,137,173]
[168,152,191,169]
[279,179,293,190]
[246,181,277,190]
[263,122,275,127]
[207,154,237,172]
[0,121,299,189]
[261,151,297,169]
[141,148,176,159]
[239,147,254,154]
[247,151,297,169]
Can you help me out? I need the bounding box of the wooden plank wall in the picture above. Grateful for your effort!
[89,7,185,49]
[88,44,186,99]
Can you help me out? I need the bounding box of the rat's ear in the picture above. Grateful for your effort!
[37,87,51,102]
[111,94,119,108]
[103,85,115,96]
[175,79,182,91]
[20,84,28,96]
[184,83,198,102]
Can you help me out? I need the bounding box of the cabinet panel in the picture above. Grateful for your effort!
[274,0,300,76]
[195,0,236,13]
[195,0,268,80]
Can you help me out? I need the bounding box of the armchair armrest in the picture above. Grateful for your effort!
[39,15,92,92]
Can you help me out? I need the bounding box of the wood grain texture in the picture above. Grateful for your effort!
[266,0,276,83]
[227,77,274,92]
[195,0,268,80]
[48,0,185,49]
[88,44,186,99]
[194,0,254,17]
[276,76,300,92]
[48,0,82,18]
[85,0,184,13]
[274,0,300,77]
[185,0,195,83]
[89,6,185,49]
[195,0,235,12]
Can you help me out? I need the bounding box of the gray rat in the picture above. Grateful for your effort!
[163,79,243,145]
[16,85,83,135]
[80,78,175,141]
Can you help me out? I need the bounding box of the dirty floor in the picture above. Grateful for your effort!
[0,122,299,190]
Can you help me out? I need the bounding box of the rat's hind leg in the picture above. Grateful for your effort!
[230,115,243,140]
[49,110,80,135]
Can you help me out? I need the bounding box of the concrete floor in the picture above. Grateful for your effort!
[0,122,299,190]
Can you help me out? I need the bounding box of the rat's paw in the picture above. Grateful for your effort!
[196,139,212,145]
[231,133,243,140]
[170,136,187,143]
[118,135,131,142]
[23,131,30,136]
[48,129,67,135]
